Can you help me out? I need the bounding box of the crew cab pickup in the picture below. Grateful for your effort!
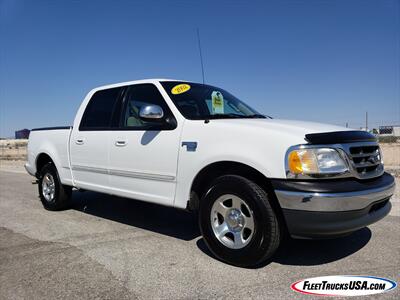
[25,79,395,267]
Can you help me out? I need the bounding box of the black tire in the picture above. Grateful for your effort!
[38,162,72,210]
[199,175,280,267]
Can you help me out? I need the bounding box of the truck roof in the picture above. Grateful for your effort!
[92,78,188,92]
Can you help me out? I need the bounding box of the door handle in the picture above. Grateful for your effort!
[115,140,127,147]
[75,138,85,145]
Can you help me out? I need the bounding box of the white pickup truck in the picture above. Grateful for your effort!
[26,79,395,267]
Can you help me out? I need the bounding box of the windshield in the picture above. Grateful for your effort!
[161,81,266,120]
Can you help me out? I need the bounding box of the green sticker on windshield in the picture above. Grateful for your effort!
[211,91,224,114]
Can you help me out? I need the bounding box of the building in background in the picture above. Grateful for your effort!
[379,125,400,137]
[15,129,30,139]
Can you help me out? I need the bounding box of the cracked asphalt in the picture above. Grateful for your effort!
[0,169,399,299]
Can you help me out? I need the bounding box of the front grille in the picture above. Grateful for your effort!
[345,143,383,179]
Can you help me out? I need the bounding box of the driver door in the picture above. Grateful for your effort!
[107,83,181,206]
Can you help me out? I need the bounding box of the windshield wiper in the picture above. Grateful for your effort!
[204,113,267,121]
[242,114,267,119]
[206,113,245,119]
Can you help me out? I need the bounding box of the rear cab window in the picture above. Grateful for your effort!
[79,87,123,130]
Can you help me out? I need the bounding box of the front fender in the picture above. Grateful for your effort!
[173,120,308,208]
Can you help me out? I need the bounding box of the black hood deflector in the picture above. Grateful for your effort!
[305,130,377,144]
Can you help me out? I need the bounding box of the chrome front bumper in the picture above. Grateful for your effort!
[272,173,395,238]
[275,181,395,212]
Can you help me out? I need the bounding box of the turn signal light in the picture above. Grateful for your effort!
[288,151,303,174]
[288,149,319,174]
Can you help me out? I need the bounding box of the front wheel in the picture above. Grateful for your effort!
[38,162,72,210]
[199,175,281,267]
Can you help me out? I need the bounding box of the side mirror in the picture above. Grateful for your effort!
[139,105,164,120]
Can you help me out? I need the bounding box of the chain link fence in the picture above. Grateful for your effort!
[340,121,400,143]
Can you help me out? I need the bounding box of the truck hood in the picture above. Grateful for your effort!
[181,118,353,179]
[209,118,349,143]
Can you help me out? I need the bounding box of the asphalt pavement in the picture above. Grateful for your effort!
[0,169,399,299]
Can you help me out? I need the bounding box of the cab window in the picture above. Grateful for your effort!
[80,87,122,130]
[121,84,175,130]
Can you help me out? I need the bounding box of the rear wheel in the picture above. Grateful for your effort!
[199,175,280,267]
[38,162,72,210]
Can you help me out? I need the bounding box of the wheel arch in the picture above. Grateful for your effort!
[189,161,283,215]
[35,152,55,177]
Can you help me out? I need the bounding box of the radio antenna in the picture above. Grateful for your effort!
[196,28,205,84]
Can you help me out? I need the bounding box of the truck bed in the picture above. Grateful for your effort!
[26,127,73,186]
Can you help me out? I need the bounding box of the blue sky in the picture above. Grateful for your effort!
[0,0,399,137]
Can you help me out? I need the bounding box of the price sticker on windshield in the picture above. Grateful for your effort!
[211,91,224,114]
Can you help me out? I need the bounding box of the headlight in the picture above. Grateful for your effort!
[287,148,348,177]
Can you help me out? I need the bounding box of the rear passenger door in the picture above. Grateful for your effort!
[70,87,123,192]
[107,83,181,206]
